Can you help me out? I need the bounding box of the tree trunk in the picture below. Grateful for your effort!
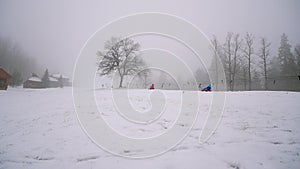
[259,37,270,91]
[248,57,251,91]
[243,67,247,90]
[215,57,218,91]
[117,68,123,88]
[228,50,233,91]
[264,57,268,90]
[232,45,239,91]
[264,74,267,90]
[232,57,236,91]
[228,60,232,91]
[119,75,123,88]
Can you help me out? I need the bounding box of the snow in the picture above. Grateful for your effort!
[0,88,299,169]
[27,77,42,82]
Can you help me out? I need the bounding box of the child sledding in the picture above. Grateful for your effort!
[201,84,212,92]
[149,84,155,90]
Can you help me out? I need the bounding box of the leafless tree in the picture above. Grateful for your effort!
[258,37,271,90]
[97,37,144,87]
[137,69,151,88]
[232,33,243,91]
[242,32,254,90]
[223,33,243,91]
[223,32,233,90]
[237,56,248,90]
[211,35,221,90]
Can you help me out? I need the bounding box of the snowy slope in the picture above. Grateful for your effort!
[0,88,299,169]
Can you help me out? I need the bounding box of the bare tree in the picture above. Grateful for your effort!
[258,37,271,90]
[137,69,151,88]
[158,71,168,89]
[232,33,243,91]
[211,35,221,90]
[222,33,243,91]
[242,32,254,90]
[223,32,233,91]
[97,37,144,88]
[237,56,248,90]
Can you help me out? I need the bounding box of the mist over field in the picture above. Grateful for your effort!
[1,1,300,169]
[0,0,299,82]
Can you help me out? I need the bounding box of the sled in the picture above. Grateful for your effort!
[201,89,211,92]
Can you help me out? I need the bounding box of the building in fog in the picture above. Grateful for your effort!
[23,73,71,89]
[49,77,60,88]
[51,74,71,86]
[23,74,43,88]
[0,67,11,90]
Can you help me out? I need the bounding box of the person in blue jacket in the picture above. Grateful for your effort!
[202,84,212,92]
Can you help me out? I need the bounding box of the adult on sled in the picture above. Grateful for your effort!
[201,84,212,92]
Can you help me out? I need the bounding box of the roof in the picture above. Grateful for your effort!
[51,74,69,79]
[49,77,58,82]
[28,77,42,82]
[0,68,11,78]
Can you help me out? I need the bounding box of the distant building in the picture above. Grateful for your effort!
[49,76,60,88]
[51,74,71,86]
[0,67,11,90]
[23,72,71,89]
[23,74,43,88]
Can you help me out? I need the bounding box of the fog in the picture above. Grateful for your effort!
[0,0,299,78]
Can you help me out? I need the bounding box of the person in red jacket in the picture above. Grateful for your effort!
[149,84,155,90]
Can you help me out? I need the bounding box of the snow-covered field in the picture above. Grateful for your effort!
[0,88,300,169]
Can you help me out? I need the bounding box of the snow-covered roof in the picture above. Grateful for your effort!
[28,77,42,82]
[49,77,58,82]
[51,74,69,79]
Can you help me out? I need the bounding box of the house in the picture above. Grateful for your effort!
[23,74,43,88]
[51,74,71,86]
[0,67,11,90]
[49,76,60,88]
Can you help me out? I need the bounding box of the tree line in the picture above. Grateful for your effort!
[210,32,300,91]
[0,35,40,87]
[97,34,300,91]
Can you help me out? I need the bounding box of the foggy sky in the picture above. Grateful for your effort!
[0,0,299,77]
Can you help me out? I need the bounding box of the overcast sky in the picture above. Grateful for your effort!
[0,0,299,77]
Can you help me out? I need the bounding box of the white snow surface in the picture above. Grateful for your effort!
[0,88,299,169]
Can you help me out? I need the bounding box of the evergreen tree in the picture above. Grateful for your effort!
[42,69,49,88]
[9,71,23,87]
[294,45,300,75]
[59,75,63,88]
[278,33,296,76]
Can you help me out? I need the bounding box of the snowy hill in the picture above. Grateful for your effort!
[0,88,299,169]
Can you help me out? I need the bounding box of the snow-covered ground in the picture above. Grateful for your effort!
[0,88,299,169]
